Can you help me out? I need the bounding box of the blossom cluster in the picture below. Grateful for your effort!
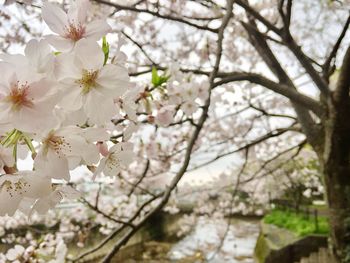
[0,0,212,219]
[0,179,160,261]
[0,0,136,217]
[146,64,209,128]
[0,235,66,263]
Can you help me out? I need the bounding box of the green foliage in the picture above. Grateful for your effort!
[264,209,329,236]
[151,66,170,87]
[102,36,109,65]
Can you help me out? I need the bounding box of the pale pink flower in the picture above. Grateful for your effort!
[0,63,59,134]
[0,39,55,77]
[42,0,111,52]
[145,141,159,158]
[155,105,176,127]
[195,81,209,101]
[0,171,52,216]
[181,101,198,116]
[55,40,132,125]
[97,142,109,157]
[35,126,108,181]
[6,245,25,262]
[93,142,134,178]
[31,185,80,215]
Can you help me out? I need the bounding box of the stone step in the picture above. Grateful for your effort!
[295,248,336,263]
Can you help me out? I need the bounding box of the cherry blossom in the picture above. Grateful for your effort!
[31,185,80,215]
[0,39,55,78]
[0,64,59,134]
[34,126,108,181]
[55,40,132,125]
[42,0,111,52]
[155,105,176,127]
[94,142,134,178]
[0,171,52,216]
[5,244,25,262]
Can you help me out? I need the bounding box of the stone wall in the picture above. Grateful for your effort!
[254,222,328,263]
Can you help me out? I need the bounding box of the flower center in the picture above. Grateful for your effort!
[64,23,85,42]
[1,179,29,197]
[76,69,99,94]
[6,82,34,111]
[43,132,71,156]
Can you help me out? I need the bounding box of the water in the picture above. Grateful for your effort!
[168,217,260,262]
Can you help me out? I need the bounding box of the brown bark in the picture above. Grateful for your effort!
[322,102,350,262]
[321,46,350,262]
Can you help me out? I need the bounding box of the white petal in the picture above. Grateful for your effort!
[28,78,57,99]
[96,64,131,97]
[104,158,121,177]
[93,158,106,180]
[57,185,80,199]
[84,91,117,125]
[55,52,82,81]
[0,176,22,216]
[32,191,62,215]
[25,39,54,74]
[35,151,70,181]
[85,20,111,41]
[75,39,104,71]
[59,86,84,111]
[22,172,52,199]
[67,0,90,24]
[82,127,109,142]
[11,100,58,134]
[45,35,75,52]
[81,144,100,165]
[42,2,68,35]
[60,108,87,126]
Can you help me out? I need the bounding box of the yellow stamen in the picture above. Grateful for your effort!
[76,69,99,94]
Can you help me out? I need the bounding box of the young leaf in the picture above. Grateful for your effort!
[102,36,110,65]
[151,67,171,87]
[151,66,160,86]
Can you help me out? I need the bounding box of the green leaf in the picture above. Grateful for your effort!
[151,66,160,86]
[102,36,110,65]
[151,66,171,87]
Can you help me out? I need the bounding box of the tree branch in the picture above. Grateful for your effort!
[214,72,324,116]
[278,0,293,29]
[93,0,218,33]
[323,12,350,79]
[235,0,281,34]
[283,37,330,97]
[334,45,350,104]
[121,31,157,65]
[100,2,235,261]
[242,19,325,154]
[189,125,299,171]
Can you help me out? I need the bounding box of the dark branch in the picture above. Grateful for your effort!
[323,12,350,79]
[93,0,218,33]
[235,0,281,34]
[214,72,324,116]
[334,45,350,104]
[121,31,157,65]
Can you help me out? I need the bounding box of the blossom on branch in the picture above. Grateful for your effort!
[42,0,111,52]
